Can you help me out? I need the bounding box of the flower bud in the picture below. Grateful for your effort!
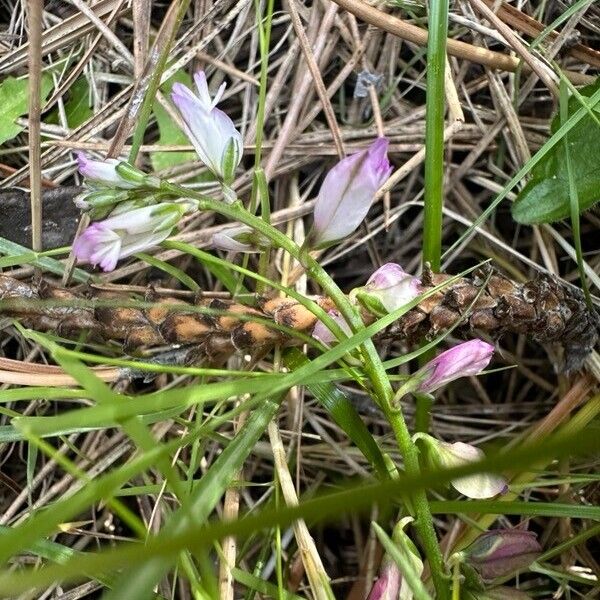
[211,225,269,253]
[309,138,392,248]
[74,189,131,212]
[171,71,243,185]
[367,561,401,600]
[416,339,494,394]
[76,153,137,189]
[354,263,421,315]
[312,310,352,346]
[73,203,187,272]
[464,530,541,581]
[417,434,507,499]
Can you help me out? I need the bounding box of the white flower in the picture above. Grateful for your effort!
[171,71,243,184]
[73,203,185,271]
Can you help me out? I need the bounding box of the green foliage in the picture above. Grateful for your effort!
[46,77,92,129]
[151,71,199,173]
[512,78,600,224]
[0,74,53,144]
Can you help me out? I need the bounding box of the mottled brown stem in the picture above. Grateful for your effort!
[0,268,596,371]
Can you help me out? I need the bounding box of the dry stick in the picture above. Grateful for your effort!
[517,0,595,105]
[44,0,127,111]
[69,0,135,65]
[268,420,333,600]
[480,0,600,69]
[218,408,248,600]
[264,4,338,179]
[328,0,593,85]
[467,0,559,98]
[287,0,345,159]
[27,0,43,255]
[132,0,152,80]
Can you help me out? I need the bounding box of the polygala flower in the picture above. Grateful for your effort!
[76,152,137,189]
[417,339,494,394]
[73,203,186,272]
[171,71,243,184]
[310,138,393,248]
[312,310,352,345]
[368,517,423,600]
[464,529,541,581]
[367,561,401,600]
[355,263,421,315]
[417,434,507,499]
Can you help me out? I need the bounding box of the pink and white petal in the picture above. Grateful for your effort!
[73,224,117,262]
[102,205,160,234]
[119,230,171,259]
[192,71,213,109]
[89,238,122,272]
[171,83,206,112]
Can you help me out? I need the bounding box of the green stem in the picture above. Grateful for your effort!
[422,0,449,272]
[162,182,449,598]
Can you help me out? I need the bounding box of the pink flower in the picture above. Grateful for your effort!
[310,138,393,247]
[418,339,495,394]
[367,562,401,600]
[358,263,421,314]
[171,71,242,184]
[465,530,541,581]
[312,310,352,345]
[73,203,185,271]
[76,153,137,188]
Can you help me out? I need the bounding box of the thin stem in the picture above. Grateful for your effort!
[422,0,449,271]
[161,181,449,598]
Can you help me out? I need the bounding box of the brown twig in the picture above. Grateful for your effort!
[328,0,594,84]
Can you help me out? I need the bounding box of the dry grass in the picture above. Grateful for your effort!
[0,0,599,598]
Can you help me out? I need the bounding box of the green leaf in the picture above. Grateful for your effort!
[512,78,600,224]
[46,77,92,129]
[0,75,53,144]
[151,71,199,173]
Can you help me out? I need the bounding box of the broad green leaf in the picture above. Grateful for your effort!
[151,71,199,173]
[512,78,600,224]
[0,75,53,144]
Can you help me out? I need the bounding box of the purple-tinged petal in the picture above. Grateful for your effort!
[171,73,242,182]
[418,339,494,394]
[76,153,136,189]
[311,138,392,247]
[312,310,352,346]
[465,530,542,581]
[367,562,401,600]
[73,203,185,272]
[361,263,422,313]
